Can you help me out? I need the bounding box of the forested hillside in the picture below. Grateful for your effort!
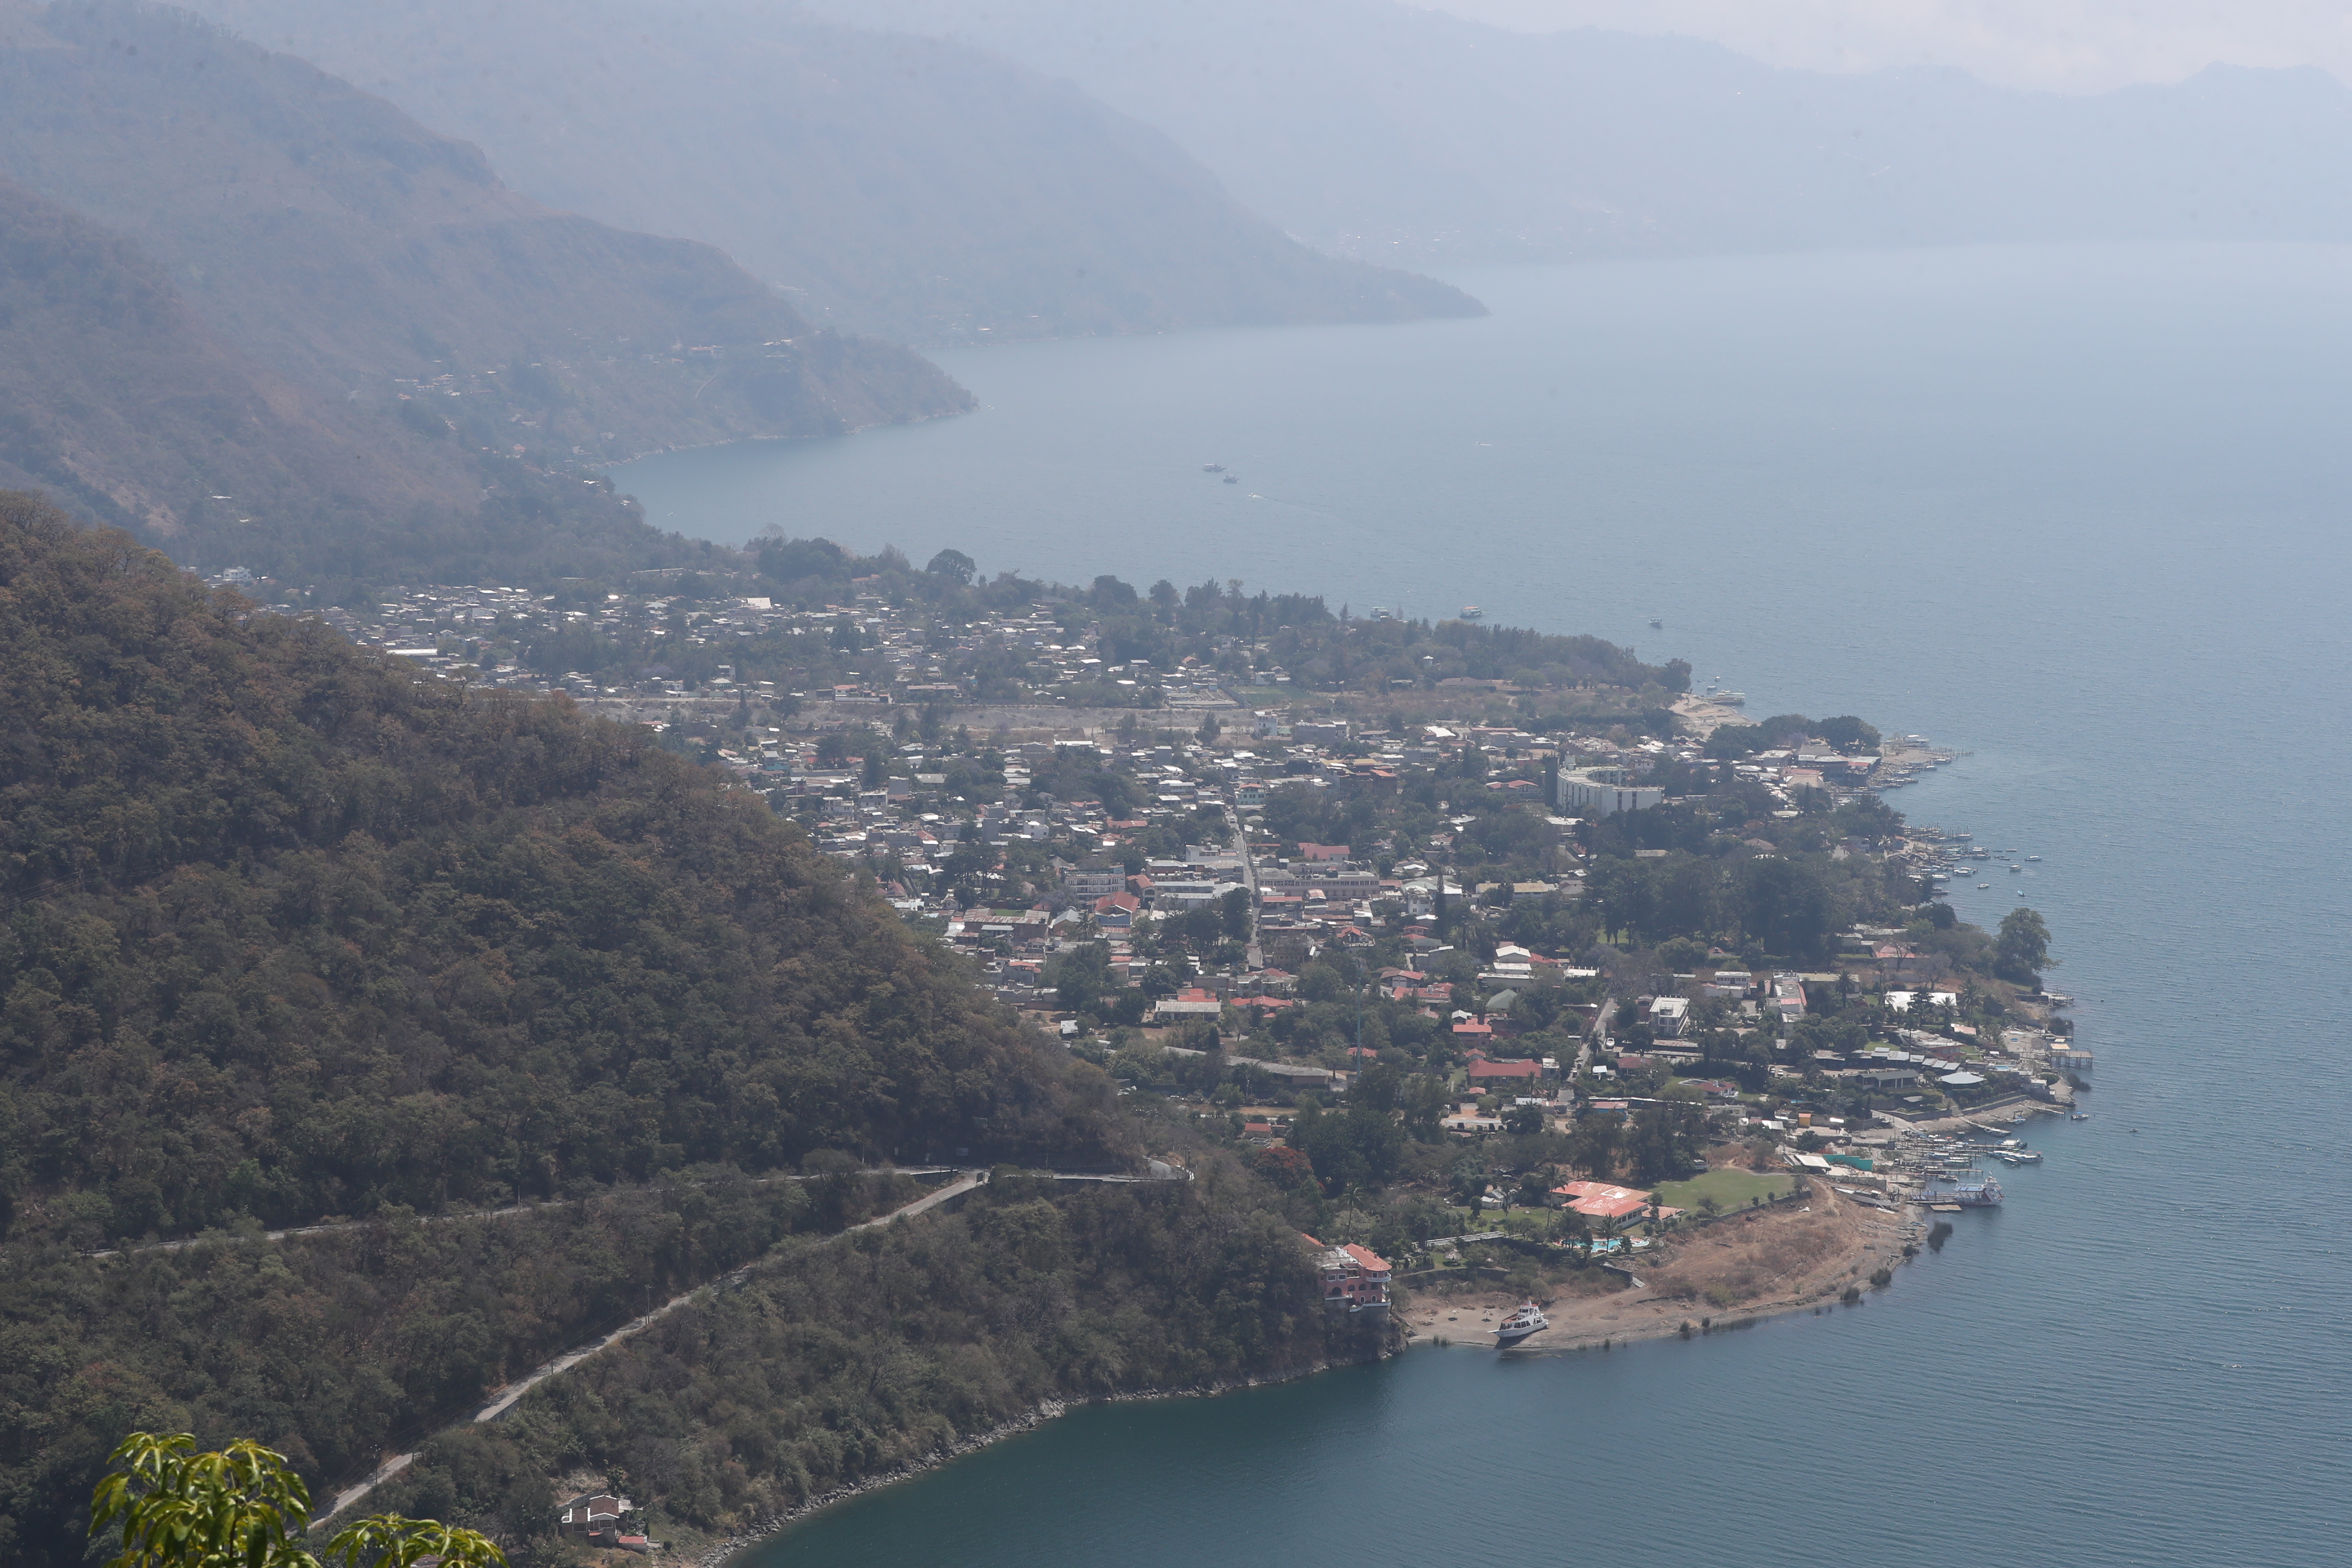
[0,1,970,485]
[177,0,1484,344]
[368,1170,1358,1560]
[0,494,1120,1244]
[0,498,1357,1567]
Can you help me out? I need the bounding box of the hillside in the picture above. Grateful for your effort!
[0,177,455,536]
[0,0,970,464]
[172,0,1484,345]
[0,493,1118,1244]
[0,173,734,587]
[812,0,2352,266]
[0,496,1353,1566]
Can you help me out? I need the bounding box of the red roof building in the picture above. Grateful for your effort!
[1547,1181,1682,1221]
[1302,1234,1392,1313]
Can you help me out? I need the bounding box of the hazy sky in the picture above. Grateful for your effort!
[1419,1,2352,91]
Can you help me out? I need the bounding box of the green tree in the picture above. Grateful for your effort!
[925,548,976,583]
[90,1432,503,1568]
[1995,907,2054,984]
[1220,887,1253,940]
[1447,1155,1491,1218]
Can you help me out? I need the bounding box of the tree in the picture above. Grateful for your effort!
[1447,1155,1491,1218]
[90,1432,504,1568]
[924,548,976,583]
[1551,1205,1592,1259]
[1995,907,2054,984]
[1814,715,1880,752]
[1220,887,1253,941]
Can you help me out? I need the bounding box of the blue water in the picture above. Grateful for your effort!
[621,246,2352,1567]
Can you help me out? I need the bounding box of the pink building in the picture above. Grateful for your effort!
[1303,1235,1392,1313]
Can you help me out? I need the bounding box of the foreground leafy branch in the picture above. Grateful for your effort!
[91,1433,503,1568]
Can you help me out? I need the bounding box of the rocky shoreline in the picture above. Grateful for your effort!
[684,1345,1396,1567]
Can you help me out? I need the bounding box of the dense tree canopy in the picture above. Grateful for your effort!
[0,495,1122,1246]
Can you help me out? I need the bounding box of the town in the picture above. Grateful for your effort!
[220,551,2082,1344]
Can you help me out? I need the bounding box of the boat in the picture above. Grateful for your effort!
[2009,864,2023,872]
[1977,882,1990,888]
[1459,605,1484,620]
[1222,475,1238,484]
[1494,1300,1549,1347]
[1648,618,1663,629]
[2026,854,2042,862]
[2071,1112,2091,1121]
[1921,1172,2003,1206]
[1202,463,1225,473]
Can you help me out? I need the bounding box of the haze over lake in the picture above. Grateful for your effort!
[623,244,2352,1567]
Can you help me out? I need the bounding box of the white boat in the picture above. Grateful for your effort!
[1202,463,1225,473]
[1494,1300,1549,1347]
[1459,605,1484,620]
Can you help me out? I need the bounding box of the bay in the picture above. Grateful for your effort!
[620,246,2352,1566]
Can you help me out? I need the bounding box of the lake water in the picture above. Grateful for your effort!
[621,247,2351,1567]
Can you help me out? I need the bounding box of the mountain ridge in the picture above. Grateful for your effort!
[0,1,972,467]
[807,0,2352,266]
[175,0,1485,345]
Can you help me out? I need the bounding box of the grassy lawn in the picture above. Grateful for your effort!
[1652,1167,1796,1213]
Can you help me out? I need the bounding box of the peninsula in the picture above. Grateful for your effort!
[1,510,2072,1567]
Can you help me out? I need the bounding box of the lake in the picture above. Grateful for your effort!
[620,246,2352,1567]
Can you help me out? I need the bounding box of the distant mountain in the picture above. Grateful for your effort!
[808,0,2352,266]
[0,0,970,471]
[0,172,725,587]
[172,0,1484,344]
[0,175,449,543]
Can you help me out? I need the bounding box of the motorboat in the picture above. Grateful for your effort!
[1495,1300,1549,1347]
[1202,463,1225,473]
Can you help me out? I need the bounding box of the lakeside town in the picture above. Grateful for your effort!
[227,556,2086,1352]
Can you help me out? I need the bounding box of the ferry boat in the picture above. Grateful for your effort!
[1202,462,1225,473]
[1921,1172,2004,1206]
[1459,605,1484,620]
[1494,1300,1549,1347]
[1648,617,1663,629]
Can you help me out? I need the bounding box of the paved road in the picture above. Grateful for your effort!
[313,1171,985,1524]
[1225,804,1264,971]
[84,1169,961,1260]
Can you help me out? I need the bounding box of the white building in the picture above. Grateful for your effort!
[1557,772,1665,816]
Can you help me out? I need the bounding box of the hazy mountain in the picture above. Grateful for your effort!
[807,0,2352,266]
[173,0,1484,344]
[0,0,970,473]
[0,172,719,585]
[0,175,462,545]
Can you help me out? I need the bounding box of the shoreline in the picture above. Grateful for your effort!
[1396,1183,1921,1355]
[683,1349,1393,1567]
